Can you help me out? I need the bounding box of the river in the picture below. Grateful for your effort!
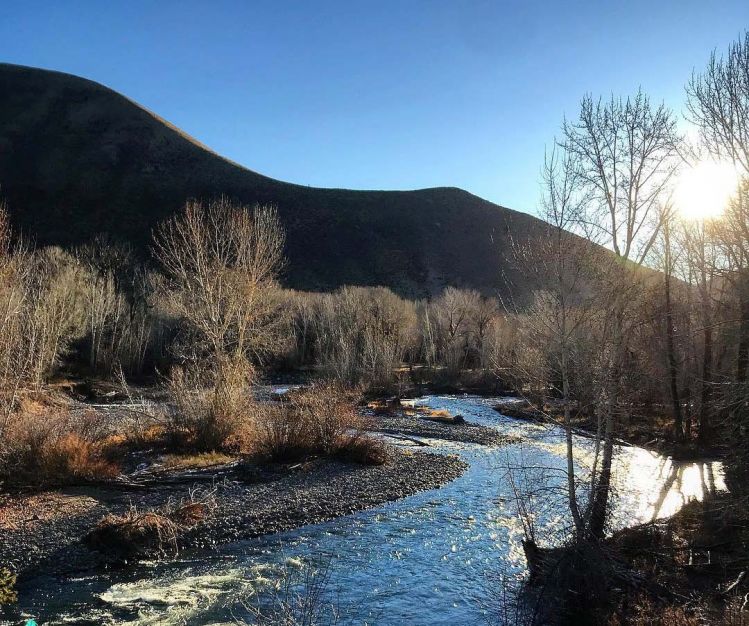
[13,395,724,625]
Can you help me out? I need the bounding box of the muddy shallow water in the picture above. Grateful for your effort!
[8,395,724,625]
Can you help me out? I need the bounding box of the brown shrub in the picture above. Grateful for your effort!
[333,430,389,465]
[0,409,119,489]
[253,383,388,465]
[167,359,254,452]
[85,500,209,560]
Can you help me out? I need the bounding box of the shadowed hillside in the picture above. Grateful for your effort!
[0,63,546,296]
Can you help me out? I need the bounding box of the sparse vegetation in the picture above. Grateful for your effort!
[239,560,339,626]
[85,498,210,560]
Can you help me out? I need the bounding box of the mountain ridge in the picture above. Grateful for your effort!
[0,62,544,296]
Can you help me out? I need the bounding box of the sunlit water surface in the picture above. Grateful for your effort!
[13,396,724,625]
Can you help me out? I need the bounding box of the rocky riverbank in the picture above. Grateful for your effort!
[374,413,516,446]
[0,390,516,601]
[0,448,467,587]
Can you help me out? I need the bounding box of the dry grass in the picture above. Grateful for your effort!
[0,409,120,489]
[0,568,16,605]
[162,451,236,470]
[607,598,702,625]
[421,408,453,422]
[85,498,211,559]
[420,408,464,424]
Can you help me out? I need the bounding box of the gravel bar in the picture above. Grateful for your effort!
[373,414,517,446]
[0,448,467,584]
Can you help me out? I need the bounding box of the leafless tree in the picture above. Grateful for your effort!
[507,141,605,538]
[677,218,722,442]
[533,90,684,539]
[152,198,286,448]
[310,286,416,390]
[687,31,749,176]
[684,32,749,466]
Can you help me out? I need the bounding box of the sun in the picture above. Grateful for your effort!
[673,159,741,221]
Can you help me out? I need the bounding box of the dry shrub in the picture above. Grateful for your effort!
[0,409,119,488]
[85,499,210,560]
[253,383,388,465]
[307,286,417,391]
[167,358,254,452]
[333,429,389,465]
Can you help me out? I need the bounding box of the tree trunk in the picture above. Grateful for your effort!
[562,348,583,535]
[737,296,749,384]
[588,306,622,541]
[699,323,713,442]
[663,222,684,440]
[665,284,684,440]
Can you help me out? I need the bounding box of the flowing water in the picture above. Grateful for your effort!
[12,396,725,625]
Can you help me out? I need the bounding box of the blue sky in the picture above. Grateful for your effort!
[1,1,747,214]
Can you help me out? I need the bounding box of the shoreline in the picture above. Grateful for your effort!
[1,405,519,590]
[1,449,468,587]
[493,399,725,462]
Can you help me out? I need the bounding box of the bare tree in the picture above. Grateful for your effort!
[686,32,749,465]
[560,90,682,538]
[507,141,603,538]
[310,286,416,390]
[654,204,686,440]
[687,31,749,176]
[153,198,285,366]
[152,198,286,448]
[678,219,719,442]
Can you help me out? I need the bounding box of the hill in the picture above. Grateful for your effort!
[0,63,547,296]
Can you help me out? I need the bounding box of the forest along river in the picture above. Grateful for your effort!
[14,395,725,625]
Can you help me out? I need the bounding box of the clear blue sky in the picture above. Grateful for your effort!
[1,1,747,214]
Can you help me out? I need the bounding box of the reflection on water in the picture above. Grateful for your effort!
[613,447,724,521]
[16,395,725,625]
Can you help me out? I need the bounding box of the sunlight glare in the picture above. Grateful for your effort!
[673,159,740,220]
